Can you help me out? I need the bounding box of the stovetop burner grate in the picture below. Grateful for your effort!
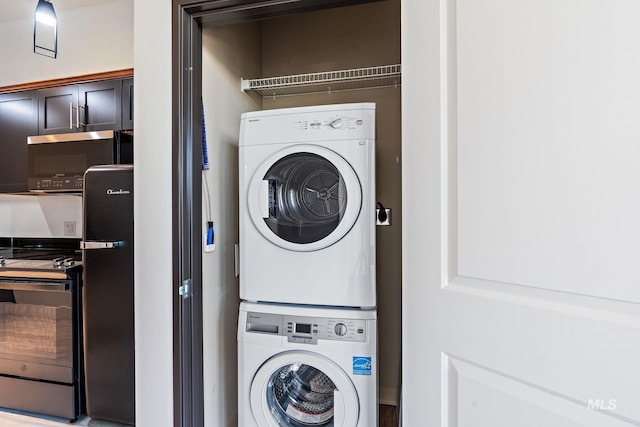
[0,237,81,262]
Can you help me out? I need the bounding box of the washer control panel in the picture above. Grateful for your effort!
[246,311,367,345]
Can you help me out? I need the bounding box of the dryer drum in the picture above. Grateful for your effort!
[264,153,347,245]
[297,168,345,218]
[267,363,336,426]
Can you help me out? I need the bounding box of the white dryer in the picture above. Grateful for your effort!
[239,103,376,308]
[238,301,378,427]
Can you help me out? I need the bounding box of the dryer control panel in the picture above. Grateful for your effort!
[246,311,367,345]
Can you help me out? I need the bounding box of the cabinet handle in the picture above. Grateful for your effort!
[69,102,86,129]
[77,103,86,128]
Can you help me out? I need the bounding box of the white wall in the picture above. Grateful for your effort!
[0,0,133,87]
[401,0,436,422]
[0,194,82,238]
[133,0,174,426]
[201,23,262,427]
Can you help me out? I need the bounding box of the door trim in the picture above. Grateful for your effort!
[171,1,384,426]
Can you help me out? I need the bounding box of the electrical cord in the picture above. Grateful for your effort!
[203,171,212,222]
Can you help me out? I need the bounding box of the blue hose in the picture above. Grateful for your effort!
[201,99,210,172]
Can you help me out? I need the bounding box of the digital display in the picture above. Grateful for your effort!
[295,323,311,334]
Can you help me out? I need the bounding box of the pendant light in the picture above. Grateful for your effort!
[34,0,58,58]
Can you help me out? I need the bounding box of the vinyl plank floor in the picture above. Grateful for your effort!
[0,409,129,427]
[380,404,399,427]
[2,406,395,426]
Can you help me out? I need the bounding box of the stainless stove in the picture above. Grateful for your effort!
[0,237,81,262]
[0,253,84,422]
[0,257,79,272]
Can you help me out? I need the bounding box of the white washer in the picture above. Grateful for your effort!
[239,103,376,308]
[238,302,378,427]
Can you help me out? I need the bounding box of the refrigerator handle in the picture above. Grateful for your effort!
[80,241,125,250]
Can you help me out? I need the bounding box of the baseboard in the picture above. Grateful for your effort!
[379,386,398,406]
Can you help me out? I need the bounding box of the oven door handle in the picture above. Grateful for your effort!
[80,241,125,250]
[0,281,69,291]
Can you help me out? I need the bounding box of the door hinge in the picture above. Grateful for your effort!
[179,279,192,298]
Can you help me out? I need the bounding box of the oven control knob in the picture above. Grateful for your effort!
[334,323,348,336]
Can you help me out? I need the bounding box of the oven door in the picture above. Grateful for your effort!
[0,280,74,383]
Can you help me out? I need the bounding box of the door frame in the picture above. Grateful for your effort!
[171,1,383,426]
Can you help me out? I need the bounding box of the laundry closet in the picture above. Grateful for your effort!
[199,0,401,424]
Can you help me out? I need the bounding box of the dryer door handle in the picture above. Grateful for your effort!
[259,180,270,218]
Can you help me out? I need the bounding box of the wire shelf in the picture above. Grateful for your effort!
[241,64,401,98]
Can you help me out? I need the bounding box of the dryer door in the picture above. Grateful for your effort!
[247,144,362,252]
[250,350,359,427]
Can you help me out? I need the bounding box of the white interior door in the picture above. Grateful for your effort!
[402,0,640,426]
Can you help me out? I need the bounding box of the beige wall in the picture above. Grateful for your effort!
[202,0,402,406]
[201,23,262,427]
[262,1,402,405]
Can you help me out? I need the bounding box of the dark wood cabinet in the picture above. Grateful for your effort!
[1,75,133,193]
[80,79,123,131]
[122,78,134,130]
[0,91,38,193]
[38,79,123,135]
[37,85,79,134]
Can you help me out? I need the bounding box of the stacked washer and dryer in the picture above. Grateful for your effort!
[237,103,378,426]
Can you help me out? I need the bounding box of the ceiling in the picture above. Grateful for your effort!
[0,0,115,24]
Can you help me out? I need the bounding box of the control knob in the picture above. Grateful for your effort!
[329,118,345,129]
[334,323,348,336]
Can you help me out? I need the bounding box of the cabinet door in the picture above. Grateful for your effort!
[80,80,123,132]
[0,91,38,192]
[38,85,79,134]
[122,78,134,130]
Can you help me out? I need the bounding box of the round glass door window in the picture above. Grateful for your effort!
[267,363,336,426]
[248,145,362,252]
[264,153,346,244]
[250,350,360,426]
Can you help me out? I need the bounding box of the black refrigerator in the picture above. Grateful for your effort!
[81,164,135,425]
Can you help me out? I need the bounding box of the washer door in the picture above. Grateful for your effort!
[250,350,360,427]
[247,144,362,252]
